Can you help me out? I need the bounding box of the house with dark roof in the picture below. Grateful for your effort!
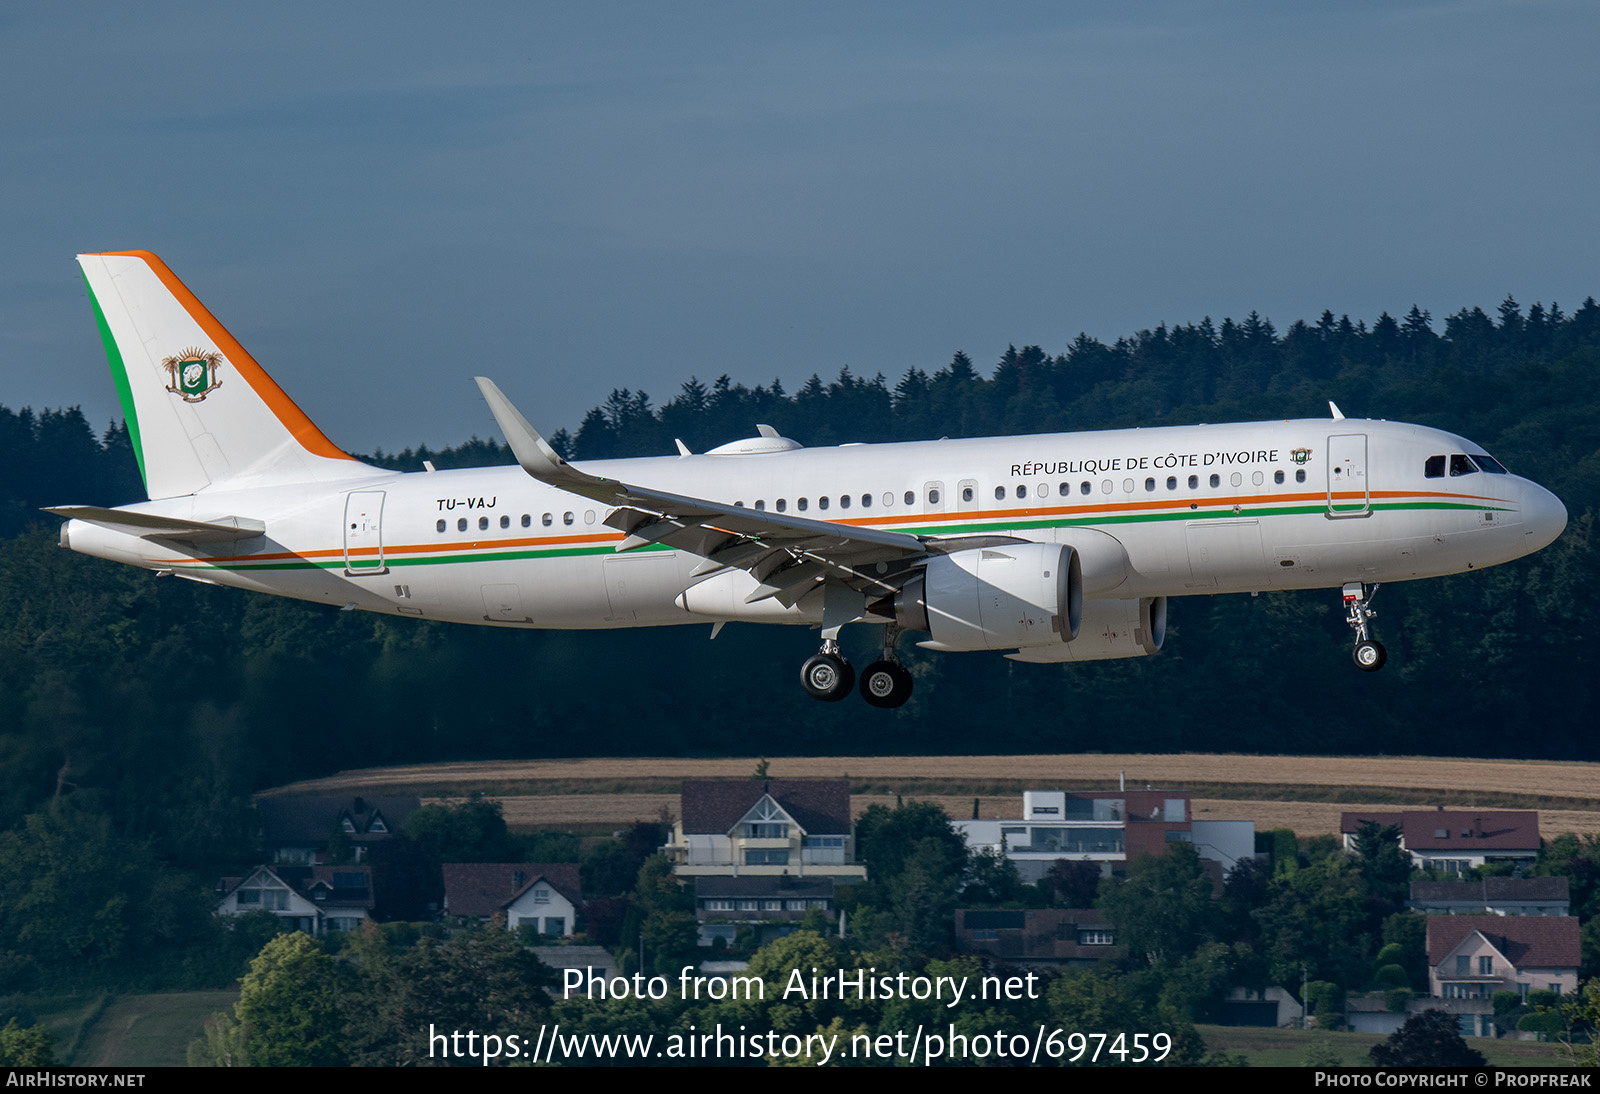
[442,863,582,937]
[1409,877,1570,917]
[1425,915,1579,1037]
[256,794,420,864]
[216,864,375,934]
[1341,810,1541,874]
[664,779,865,880]
[954,908,1124,967]
[694,875,837,948]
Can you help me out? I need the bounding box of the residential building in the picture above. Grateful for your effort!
[954,789,1255,882]
[1341,811,1540,874]
[442,863,582,937]
[255,794,419,864]
[694,875,836,948]
[1425,915,1579,1037]
[953,908,1124,967]
[664,779,865,880]
[215,864,374,934]
[1409,877,1570,917]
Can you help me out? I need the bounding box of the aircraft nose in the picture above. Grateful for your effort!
[1521,480,1568,552]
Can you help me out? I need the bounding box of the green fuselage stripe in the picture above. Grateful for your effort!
[170,497,1505,574]
[82,273,147,492]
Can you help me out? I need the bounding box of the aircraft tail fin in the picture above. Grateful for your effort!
[77,251,363,499]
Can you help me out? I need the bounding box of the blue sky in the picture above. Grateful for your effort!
[5,1,1596,456]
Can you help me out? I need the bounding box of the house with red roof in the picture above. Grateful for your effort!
[442,863,583,938]
[1341,810,1540,874]
[1425,915,1579,1037]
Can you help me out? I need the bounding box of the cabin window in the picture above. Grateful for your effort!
[1012,485,1023,500]
[1209,474,1220,488]
[1167,476,1177,490]
[798,497,808,511]
[1274,470,1284,485]
[1188,474,1199,489]
[1450,454,1479,476]
[839,495,851,509]
[905,491,915,505]
[754,500,765,511]
[436,519,446,533]
[1101,480,1112,494]
[1059,482,1070,496]
[500,515,510,529]
[776,498,787,513]
[1081,481,1091,496]
[542,513,553,526]
[883,492,894,506]
[585,511,595,524]
[926,489,939,505]
[563,511,574,525]
[457,518,468,532]
[819,496,829,510]
[994,486,1006,501]
[964,487,975,503]
[1122,478,1134,493]
[1036,483,1048,498]
[1252,471,1264,486]
[1425,455,1446,478]
[1295,469,1306,483]
[860,493,872,509]
[1144,477,1156,492]
[521,514,531,528]
[1230,472,1242,487]
[478,516,488,531]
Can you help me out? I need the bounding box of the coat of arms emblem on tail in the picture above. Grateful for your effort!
[161,347,224,401]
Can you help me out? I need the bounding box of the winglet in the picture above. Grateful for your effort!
[1329,401,1346,421]
[474,377,572,479]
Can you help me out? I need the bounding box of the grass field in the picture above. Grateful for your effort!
[266,753,1600,836]
[32,990,237,1067]
[1198,1024,1573,1067]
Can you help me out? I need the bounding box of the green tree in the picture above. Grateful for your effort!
[1369,1009,1486,1067]
[1097,843,1220,969]
[0,1018,56,1066]
[232,932,348,1066]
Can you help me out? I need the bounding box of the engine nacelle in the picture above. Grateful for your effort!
[1005,596,1167,663]
[900,543,1082,652]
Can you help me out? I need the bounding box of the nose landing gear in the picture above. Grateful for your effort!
[1343,581,1387,672]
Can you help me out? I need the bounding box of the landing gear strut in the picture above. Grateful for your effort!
[858,624,913,709]
[1342,581,1387,672]
[800,639,854,702]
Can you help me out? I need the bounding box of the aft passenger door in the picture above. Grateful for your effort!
[343,491,387,574]
[1326,434,1370,518]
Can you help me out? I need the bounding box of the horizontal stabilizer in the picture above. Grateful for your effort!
[46,506,265,543]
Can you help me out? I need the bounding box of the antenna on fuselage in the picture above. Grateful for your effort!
[1329,401,1346,420]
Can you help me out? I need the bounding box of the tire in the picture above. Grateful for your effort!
[859,660,913,708]
[1353,640,1387,672]
[800,652,854,701]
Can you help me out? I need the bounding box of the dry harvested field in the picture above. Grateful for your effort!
[268,753,1600,836]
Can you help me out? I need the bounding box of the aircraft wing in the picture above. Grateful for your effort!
[476,378,928,605]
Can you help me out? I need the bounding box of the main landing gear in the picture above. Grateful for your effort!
[800,626,914,708]
[1342,581,1387,672]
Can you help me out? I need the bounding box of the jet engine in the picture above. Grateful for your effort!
[890,542,1082,652]
[1005,596,1167,663]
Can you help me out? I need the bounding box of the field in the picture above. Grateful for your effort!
[33,990,239,1067]
[267,753,1600,836]
[1197,1025,1571,1067]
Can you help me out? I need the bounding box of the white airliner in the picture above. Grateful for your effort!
[52,251,1568,708]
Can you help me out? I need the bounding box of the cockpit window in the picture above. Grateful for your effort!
[1449,454,1479,476]
[1472,453,1509,474]
[1424,455,1445,478]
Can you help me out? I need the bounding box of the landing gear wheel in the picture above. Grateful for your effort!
[800,653,855,701]
[859,660,914,709]
[1353,639,1387,672]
